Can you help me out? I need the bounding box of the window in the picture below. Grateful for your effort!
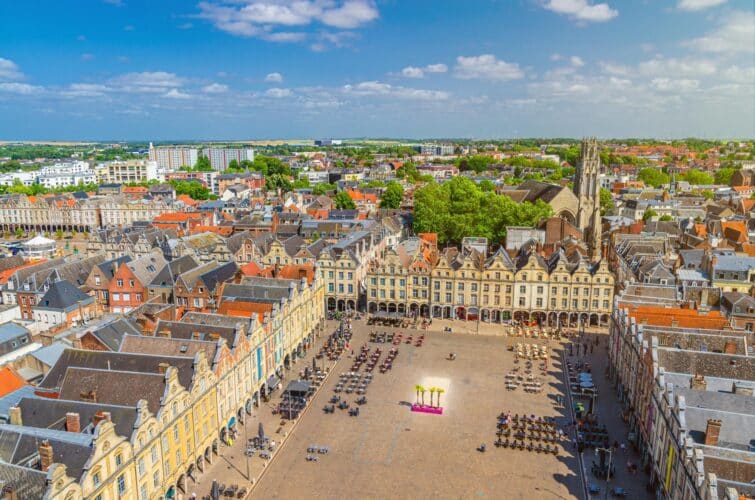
[135,293,142,301]
[117,474,126,495]
[151,446,158,464]
[550,298,556,307]
[471,283,477,292]
[445,293,452,303]
[115,453,123,466]
[94,275,101,286]
[122,293,130,301]
[153,471,160,488]
[519,285,526,294]
[129,279,135,287]
[551,287,557,295]
[603,300,609,309]
[175,449,181,465]
[518,297,526,306]
[445,282,451,290]
[117,279,123,287]
[370,278,377,286]
[506,285,512,293]
[536,298,543,307]
[536,286,543,294]
[371,289,377,298]
[140,484,148,500]
[137,458,145,477]
[434,292,440,301]
[434,281,440,290]
[457,294,464,304]
[92,471,101,486]
[193,298,202,307]
[563,287,569,295]
[457,283,464,291]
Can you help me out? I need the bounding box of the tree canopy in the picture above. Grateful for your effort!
[312,182,336,195]
[599,188,614,215]
[682,168,714,185]
[334,191,356,209]
[713,167,736,185]
[413,177,553,245]
[637,168,670,188]
[169,180,214,200]
[380,181,404,209]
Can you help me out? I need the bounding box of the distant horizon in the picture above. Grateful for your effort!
[1,136,753,146]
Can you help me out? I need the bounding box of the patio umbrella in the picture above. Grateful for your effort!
[211,480,220,500]
[580,381,595,388]
[258,422,265,440]
[312,358,317,370]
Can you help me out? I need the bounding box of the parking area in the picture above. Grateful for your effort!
[252,319,583,499]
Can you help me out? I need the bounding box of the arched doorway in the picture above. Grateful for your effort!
[502,310,511,321]
[378,302,387,312]
[397,303,406,315]
[491,310,500,323]
[481,309,490,322]
[347,300,355,311]
[388,303,397,313]
[590,313,599,326]
[559,312,569,328]
[337,299,345,311]
[327,298,336,311]
[420,304,430,317]
[456,307,466,320]
[600,314,609,326]
[409,303,419,315]
[205,446,212,464]
[513,311,529,324]
[432,305,442,318]
[368,302,376,313]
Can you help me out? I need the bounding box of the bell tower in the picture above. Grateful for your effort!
[573,137,602,261]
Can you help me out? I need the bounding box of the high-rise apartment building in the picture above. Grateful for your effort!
[202,147,255,171]
[148,143,199,169]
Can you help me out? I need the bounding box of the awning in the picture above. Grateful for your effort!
[228,416,236,428]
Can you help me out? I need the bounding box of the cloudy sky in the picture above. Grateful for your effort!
[0,0,753,140]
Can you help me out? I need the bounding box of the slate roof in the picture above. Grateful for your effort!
[29,342,67,368]
[95,255,132,281]
[120,335,219,362]
[148,255,199,288]
[125,252,167,287]
[39,349,196,393]
[0,460,49,498]
[58,367,165,415]
[16,397,139,440]
[154,320,237,345]
[83,317,141,351]
[0,424,92,480]
[36,280,92,311]
[178,312,249,331]
[0,323,31,344]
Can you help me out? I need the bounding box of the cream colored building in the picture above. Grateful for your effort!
[367,241,614,327]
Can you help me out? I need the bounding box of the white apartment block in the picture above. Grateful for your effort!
[38,172,96,189]
[203,148,255,171]
[148,143,199,169]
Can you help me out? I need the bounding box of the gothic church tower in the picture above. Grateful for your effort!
[573,137,602,261]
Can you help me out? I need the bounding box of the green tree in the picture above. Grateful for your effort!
[380,181,404,209]
[313,183,336,195]
[637,168,670,188]
[265,174,293,192]
[194,155,213,171]
[642,208,658,221]
[701,189,715,200]
[334,191,356,209]
[169,180,213,200]
[228,159,239,171]
[478,179,496,192]
[292,177,310,189]
[683,169,714,185]
[54,229,63,240]
[713,167,736,185]
[14,228,23,239]
[659,214,673,221]
[599,188,614,216]
[311,231,320,242]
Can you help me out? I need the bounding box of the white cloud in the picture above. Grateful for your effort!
[722,65,755,83]
[650,78,700,92]
[0,58,23,81]
[265,87,292,98]
[265,72,283,83]
[63,83,111,97]
[570,56,585,67]
[608,77,632,89]
[638,57,717,77]
[110,71,184,93]
[684,10,754,53]
[399,63,447,79]
[425,64,448,74]
[343,81,449,100]
[599,62,629,76]
[541,0,618,23]
[163,88,191,99]
[401,66,424,79]
[0,82,42,94]
[202,83,229,93]
[198,1,378,41]
[454,54,524,81]
[677,0,726,11]
[550,53,563,61]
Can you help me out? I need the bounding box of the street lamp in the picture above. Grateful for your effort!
[594,446,613,499]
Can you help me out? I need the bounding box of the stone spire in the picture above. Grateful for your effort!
[573,137,602,261]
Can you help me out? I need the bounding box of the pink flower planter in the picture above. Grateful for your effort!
[411,404,443,415]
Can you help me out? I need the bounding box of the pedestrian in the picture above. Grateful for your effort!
[590,344,594,354]
[620,442,626,453]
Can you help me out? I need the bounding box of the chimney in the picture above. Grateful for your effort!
[65,412,81,433]
[38,440,53,472]
[732,382,753,396]
[157,362,170,374]
[8,407,21,426]
[690,374,707,391]
[92,411,111,428]
[704,419,721,446]
[723,341,737,355]
[80,390,97,403]
[1,483,18,500]
[72,336,82,349]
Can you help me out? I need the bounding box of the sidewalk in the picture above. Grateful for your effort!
[185,320,346,499]
[565,331,652,499]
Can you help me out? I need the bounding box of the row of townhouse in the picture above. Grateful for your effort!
[608,287,754,499]
[0,194,177,233]
[0,271,325,499]
[365,237,614,326]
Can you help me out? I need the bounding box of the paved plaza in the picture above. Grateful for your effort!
[190,319,650,499]
[252,320,583,499]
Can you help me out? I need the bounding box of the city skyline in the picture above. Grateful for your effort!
[0,0,753,140]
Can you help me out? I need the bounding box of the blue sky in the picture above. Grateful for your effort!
[0,0,753,140]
